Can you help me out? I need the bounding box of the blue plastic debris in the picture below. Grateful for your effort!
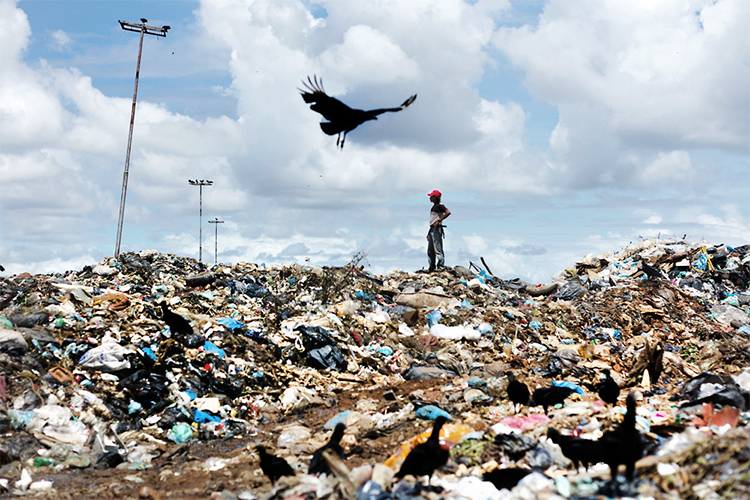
[142,347,156,361]
[427,310,442,326]
[468,377,487,389]
[324,410,352,430]
[245,328,264,340]
[217,317,245,330]
[551,380,585,395]
[415,405,452,420]
[202,341,225,358]
[128,400,143,414]
[194,409,221,423]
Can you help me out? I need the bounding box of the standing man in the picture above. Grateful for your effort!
[427,190,451,272]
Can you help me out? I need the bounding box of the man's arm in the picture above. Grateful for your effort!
[431,207,451,227]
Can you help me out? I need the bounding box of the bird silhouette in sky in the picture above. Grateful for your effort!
[299,75,417,149]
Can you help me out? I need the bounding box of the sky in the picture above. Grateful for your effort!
[1,0,748,283]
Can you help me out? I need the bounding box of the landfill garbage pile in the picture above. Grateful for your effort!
[0,238,748,500]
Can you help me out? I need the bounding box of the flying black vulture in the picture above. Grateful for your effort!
[256,445,295,485]
[308,423,346,475]
[299,75,417,149]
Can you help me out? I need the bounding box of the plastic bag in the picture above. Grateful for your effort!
[167,423,194,443]
[78,342,135,372]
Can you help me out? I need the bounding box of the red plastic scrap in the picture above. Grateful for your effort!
[690,402,740,429]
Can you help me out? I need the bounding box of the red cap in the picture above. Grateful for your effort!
[427,190,442,197]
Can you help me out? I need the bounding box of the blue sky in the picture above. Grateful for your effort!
[1,0,748,282]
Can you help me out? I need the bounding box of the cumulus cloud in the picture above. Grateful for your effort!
[495,0,750,186]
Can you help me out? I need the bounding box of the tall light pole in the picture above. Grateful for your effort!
[114,18,170,258]
[188,179,213,262]
[208,218,224,265]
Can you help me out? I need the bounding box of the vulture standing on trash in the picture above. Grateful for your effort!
[308,423,346,475]
[599,392,644,484]
[597,368,621,406]
[160,301,205,348]
[395,416,449,480]
[529,386,576,414]
[257,445,295,485]
[160,301,193,337]
[482,468,539,491]
[506,372,530,413]
[299,75,417,149]
[547,428,604,471]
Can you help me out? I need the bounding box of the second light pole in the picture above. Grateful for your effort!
[208,217,224,265]
[188,179,213,262]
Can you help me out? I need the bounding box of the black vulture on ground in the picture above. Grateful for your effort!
[506,372,530,413]
[599,393,644,484]
[482,467,538,491]
[395,416,449,480]
[529,386,576,414]
[256,445,295,485]
[597,368,621,406]
[160,301,205,348]
[547,428,604,471]
[160,301,193,337]
[299,75,417,149]
[308,423,346,475]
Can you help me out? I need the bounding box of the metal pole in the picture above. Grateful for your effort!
[189,180,213,262]
[114,27,144,258]
[209,218,224,265]
[114,19,170,258]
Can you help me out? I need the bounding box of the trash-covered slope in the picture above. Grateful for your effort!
[0,238,748,499]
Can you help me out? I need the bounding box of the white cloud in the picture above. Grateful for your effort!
[496,0,749,187]
[319,25,420,84]
[638,150,694,184]
[51,30,72,51]
[463,234,488,255]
